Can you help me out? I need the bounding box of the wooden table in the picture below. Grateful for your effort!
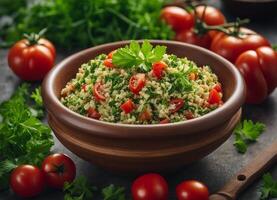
[0,1,276,199]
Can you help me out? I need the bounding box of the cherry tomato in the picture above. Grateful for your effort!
[10,165,45,198]
[104,58,114,68]
[93,82,105,102]
[175,29,212,48]
[208,89,221,104]
[235,46,277,104]
[41,153,76,189]
[87,107,101,119]
[129,73,146,94]
[195,6,226,26]
[161,6,194,32]
[139,109,152,121]
[170,98,184,113]
[8,35,55,81]
[152,61,167,79]
[160,118,170,124]
[210,27,270,63]
[132,173,169,200]
[176,180,209,200]
[120,99,135,114]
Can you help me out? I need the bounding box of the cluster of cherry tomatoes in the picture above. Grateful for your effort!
[132,173,209,200]
[161,5,277,104]
[10,153,76,198]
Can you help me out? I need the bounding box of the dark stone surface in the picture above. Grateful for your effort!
[0,1,277,199]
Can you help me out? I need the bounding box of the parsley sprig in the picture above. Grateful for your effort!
[112,40,166,71]
[64,176,97,200]
[233,120,266,153]
[102,184,126,200]
[63,176,126,200]
[260,173,277,200]
[0,84,53,190]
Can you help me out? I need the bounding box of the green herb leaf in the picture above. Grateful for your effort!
[272,45,277,51]
[64,176,96,200]
[102,184,126,200]
[0,84,53,190]
[1,0,173,49]
[233,120,266,153]
[112,40,166,70]
[260,173,277,200]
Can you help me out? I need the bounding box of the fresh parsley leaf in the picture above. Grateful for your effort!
[233,120,266,153]
[112,40,166,70]
[102,184,126,200]
[30,86,44,118]
[1,0,173,49]
[31,86,43,108]
[0,84,53,190]
[63,176,96,200]
[260,173,277,200]
[169,72,192,93]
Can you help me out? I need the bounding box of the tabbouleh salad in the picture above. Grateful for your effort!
[61,41,223,124]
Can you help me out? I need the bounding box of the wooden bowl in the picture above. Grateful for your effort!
[42,40,245,172]
[222,0,277,19]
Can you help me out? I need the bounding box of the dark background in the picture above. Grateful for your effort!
[0,0,277,199]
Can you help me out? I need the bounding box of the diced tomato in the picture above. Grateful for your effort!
[184,110,194,120]
[159,118,170,124]
[129,73,146,95]
[169,98,184,113]
[120,99,135,114]
[81,84,87,92]
[87,107,101,119]
[93,82,105,102]
[152,61,167,79]
[107,50,116,59]
[208,89,221,104]
[189,72,198,81]
[104,58,114,68]
[139,109,152,121]
[213,83,222,93]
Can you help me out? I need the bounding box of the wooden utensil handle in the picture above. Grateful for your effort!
[217,140,277,199]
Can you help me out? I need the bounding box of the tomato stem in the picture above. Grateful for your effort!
[23,28,47,46]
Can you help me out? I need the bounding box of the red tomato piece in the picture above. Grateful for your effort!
[152,61,167,79]
[161,6,194,32]
[132,173,169,200]
[213,83,222,92]
[170,98,184,113]
[107,50,116,59]
[120,99,135,114]
[81,84,87,92]
[185,110,194,120]
[93,82,105,102]
[10,165,45,198]
[160,118,170,124]
[104,58,114,68]
[41,153,76,189]
[139,109,152,121]
[129,73,146,94]
[208,89,221,104]
[87,107,101,119]
[176,180,209,200]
